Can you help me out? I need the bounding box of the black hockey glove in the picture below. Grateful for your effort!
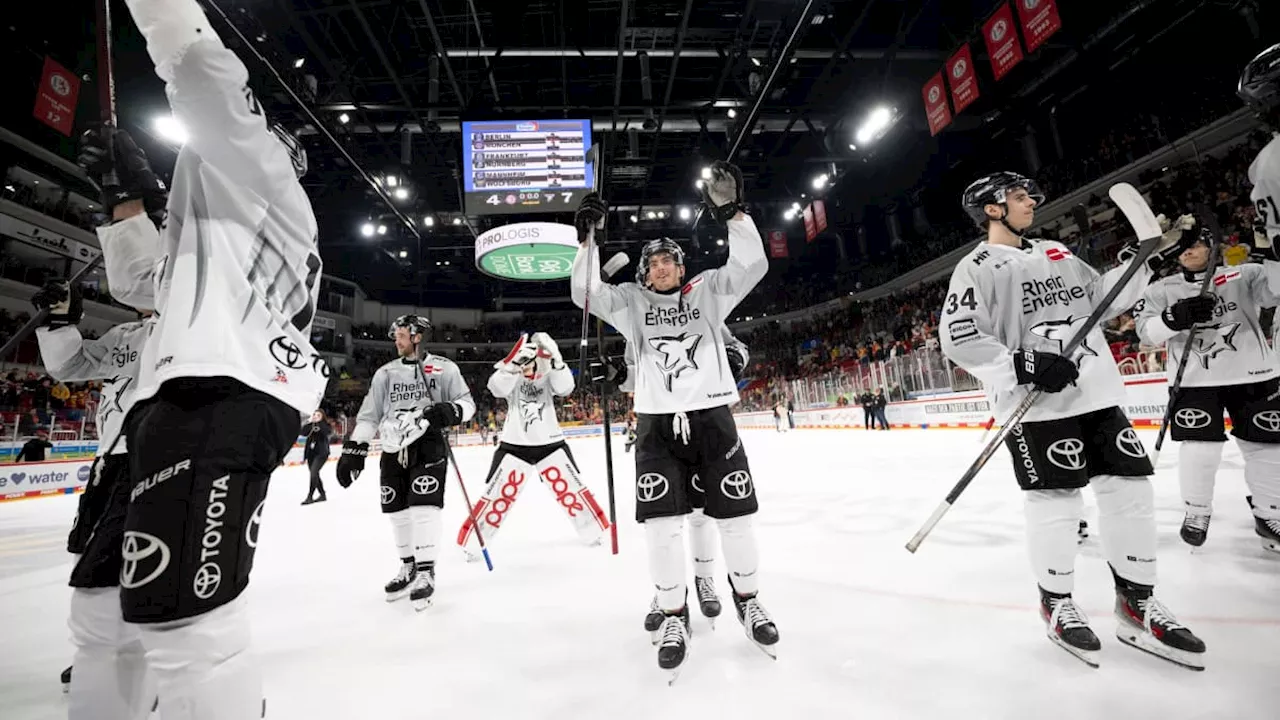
[574,192,608,244]
[1013,350,1079,394]
[1162,294,1216,331]
[422,402,464,428]
[700,160,745,224]
[77,125,168,221]
[335,441,368,488]
[589,357,627,389]
[726,344,748,381]
[31,280,82,328]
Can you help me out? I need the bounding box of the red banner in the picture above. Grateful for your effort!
[945,45,980,113]
[32,56,80,136]
[812,200,828,234]
[1015,0,1062,54]
[767,230,789,258]
[802,205,817,243]
[983,3,1024,80]
[922,72,951,137]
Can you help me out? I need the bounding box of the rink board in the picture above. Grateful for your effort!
[0,373,1208,503]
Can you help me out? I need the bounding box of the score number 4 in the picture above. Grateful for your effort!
[484,191,576,205]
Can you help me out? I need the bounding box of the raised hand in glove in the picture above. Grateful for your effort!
[1162,294,1217,331]
[494,333,538,372]
[77,125,168,220]
[1013,350,1079,394]
[31,280,82,328]
[700,160,745,224]
[422,402,464,428]
[530,332,565,368]
[726,343,748,381]
[589,356,627,389]
[574,192,607,244]
[336,441,368,488]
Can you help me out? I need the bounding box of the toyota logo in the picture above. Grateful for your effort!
[412,475,440,495]
[245,499,266,549]
[1174,408,1212,429]
[381,486,396,505]
[1046,438,1087,471]
[268,336,306,369]
[690,473,703,494]
[636,473,669,503]
[720,471,754,500]
[120,531,170,589]
[1115,428,1147,459]
[1253,411,1280,434]
[193,562,222,600]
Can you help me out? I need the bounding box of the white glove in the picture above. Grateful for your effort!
[494,333,538,373]
[1158,213,1196,251]
[530,332,564,368]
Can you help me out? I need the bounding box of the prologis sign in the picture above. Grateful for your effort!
[474,222,578,281]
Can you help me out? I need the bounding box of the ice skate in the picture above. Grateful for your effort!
[644,595,664,645]
[1039,589,1101,668]
[410,565,436,612]
[656,606,691,685]
[384,561,416,602]
[694,576,722,629]
[1254,515,1280,554]
[1179,508,1211,549]
[1114,590,1206,670]
[731,584,779,660]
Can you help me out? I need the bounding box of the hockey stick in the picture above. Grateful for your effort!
[1150,206,1223,466]
[906,183,1164,553]
[577,144,603,380]
[596,318,620,555]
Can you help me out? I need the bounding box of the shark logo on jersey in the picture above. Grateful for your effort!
[518,383,546,430]
[99,376,133,426]
[648,332,702,391]
[1027,316,1098,363]
[1189,322,1241,369]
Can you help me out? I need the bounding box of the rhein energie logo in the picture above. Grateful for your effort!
[1021,275,1086,314]
[644,305,701,327]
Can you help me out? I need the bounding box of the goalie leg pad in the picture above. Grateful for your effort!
[535,443,609,544]
[457,445,531,554]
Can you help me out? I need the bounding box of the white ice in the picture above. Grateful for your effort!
[2,428,1278,720]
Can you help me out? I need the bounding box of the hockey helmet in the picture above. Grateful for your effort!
[388,314,431,340]
[1239,43,1280,126]
[961,171,1046,229]
[636,237,686,287]
[271,124,308,179]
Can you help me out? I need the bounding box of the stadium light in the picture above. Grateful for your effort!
[854,105,896,146]
[423,216,435,227]
[360,222,374,237]
[393,187,409,201]
[398,250,407,258]
[453,217,462,225]
[716,239,725,246]
[783,209,796,221]
[812,173,829,190]
[657,210,666,219]
[153,115,188,145]
[791,201,801,212]
[727,108,738,119]
[338,113,350,124]
[700,166,712,180]
[646,210,656,220]
[293,57,306,69]
[630,214,639,223]
[386,175,398,187]
[377,224,387,235]
[678,206,691,220]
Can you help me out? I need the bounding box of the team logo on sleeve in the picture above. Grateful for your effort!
[648,332,702,391]
[1027,316,1097,361]
[1188,323,1240,369]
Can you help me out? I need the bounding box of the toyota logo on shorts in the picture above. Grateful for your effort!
[1115,428,1147,459]
[120,531,171,589]
[245,499,266,549]
[690,473,703,494]
[381,486,396,505]
[193,562,222,600]
[1046,438,1086,471]
[1252,411,1280,434]
[1175,408,1212,429]
[412,475,440,495]
[720,471,754,500]
[268,336,306,369]
[636,473,669,503]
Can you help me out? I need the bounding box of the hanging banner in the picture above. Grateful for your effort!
[767,230,789,259]
[946,45,980,113]
[802,205,817,243]
[983,3,1025,80]
[922,72,952,136]
[1015,0,1062,54]
[32,56,80,136]
[813,200,828,234]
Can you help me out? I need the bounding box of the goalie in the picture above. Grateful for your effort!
[457,333,611,557]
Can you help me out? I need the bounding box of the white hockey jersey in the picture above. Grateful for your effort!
[488,365,574,446]
[571,215,768,414]
[35,318,154,456]
[121,0,325,415]
[350,355,476,452]
[619,324,745,394]
[940,239,1153,423]
[1136,263,1280,387]
[1250,134,1280,243]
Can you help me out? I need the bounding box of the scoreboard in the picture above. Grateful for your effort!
[461,119,595,216]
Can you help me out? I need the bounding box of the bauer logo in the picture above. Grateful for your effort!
[990,20,1008,42]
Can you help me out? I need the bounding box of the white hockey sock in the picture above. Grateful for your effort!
[1092,474,1157,586]
[717,515,760,596]
[1237,439,1280,521]
[389,509,412,560]
[688,509,717,579]
[410,505,443,567]
[69,587,155,720]
[1022,489,1082,595]
[644,515,687,611]
[1178,441,1224,513]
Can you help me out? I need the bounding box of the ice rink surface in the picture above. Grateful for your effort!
[2,427,1277,720]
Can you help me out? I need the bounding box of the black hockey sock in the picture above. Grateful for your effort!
[1108,564,1153,600]
[1038,586,1071,600]
[400,556,415,567]
[415,560,435,574]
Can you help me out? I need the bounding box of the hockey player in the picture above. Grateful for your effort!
[76,1,326,715]
[455,332,610,556]
[336,315,475,611]
[301,409,332,505]
[940,171,1206,670]
[572,161,776,680]
[32,278,156,720]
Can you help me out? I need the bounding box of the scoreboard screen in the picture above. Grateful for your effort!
[461,119,595,216]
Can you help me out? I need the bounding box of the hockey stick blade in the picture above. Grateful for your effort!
[1108,183,1162,241]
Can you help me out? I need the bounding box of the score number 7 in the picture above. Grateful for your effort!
[561,192,573,203]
